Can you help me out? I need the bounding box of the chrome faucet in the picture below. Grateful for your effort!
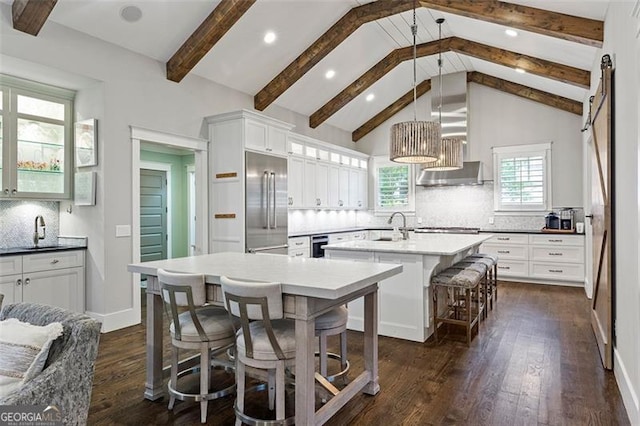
[33,215,46,247]
[387,212,409,240]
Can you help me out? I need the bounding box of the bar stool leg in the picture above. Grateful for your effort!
[235,361,245,426]
[339,332,348,377]
[276,362,285,421]
[319,334,328,377]
[268,369,276,411]
[168,346,178,410]
[466,288,472,346]
[433,286,439,344]
[200,344,210,424]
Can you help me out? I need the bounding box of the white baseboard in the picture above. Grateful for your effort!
[614,348,639,425]
[85,307,141,333]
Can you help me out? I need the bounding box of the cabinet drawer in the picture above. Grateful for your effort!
[351,231,368,240]
[529,261,585,282]
[495,260,528,277]
[480,243,528,260]
[23,250,84,273]
[529,234,584,246]
[288,236,310,249]
[329,233,350,243]
[529,246,584,263]
[486,234,528,245]
[0,256,22,276]
[288,248,309,258]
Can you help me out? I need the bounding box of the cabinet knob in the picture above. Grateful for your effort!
[11,189,17,195]
[16,279,22,286]
[24,278,30,285]
[51,259,60,264]
[3,188,8,194]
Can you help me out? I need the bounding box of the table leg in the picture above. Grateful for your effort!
[294,297,316,425]
[145,278,164,400]
[363,287,380,395]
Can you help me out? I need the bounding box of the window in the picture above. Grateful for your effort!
[373,156,414,214]
[493,143,552,212]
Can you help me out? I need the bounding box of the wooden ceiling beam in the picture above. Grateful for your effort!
[311,36,588,129]
[310,38,444,129]
[166,0,256,83]
[468,72,582,115]
[12,0,57,36]
[419,0,603,48]
[449,37,590,89]
[253,0,414,111]
[352,80,431,142]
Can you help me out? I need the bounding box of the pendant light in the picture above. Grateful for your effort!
[389,1,440,164]
[422,18,464,171]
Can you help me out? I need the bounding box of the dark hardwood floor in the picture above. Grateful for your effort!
[88,282,629,425]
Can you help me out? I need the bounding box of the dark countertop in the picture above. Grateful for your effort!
[0,245,87,257]
[290,227,586,237]
[480,229,585,235]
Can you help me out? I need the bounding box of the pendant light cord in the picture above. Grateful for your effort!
[437,19,443,126]
[411,0,417,122]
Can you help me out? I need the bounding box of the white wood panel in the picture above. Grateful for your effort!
[529,234,585,246]
[486,233,529,245]
[495,260,528,277]
[529,261,585,282]
[0,256,22,276]
[480,243,528,260]
[22,250,84,273]
[529,245,585,263]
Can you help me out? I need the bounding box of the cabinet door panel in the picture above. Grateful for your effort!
[288,157,304,208]
[0,274,23,305]
[349,169,359,208]
[268,126,288,155]
[0,256,22,276]
[338,168,349,208]
[328,165,340,207]
[23,250,84,273]
[23,267,84,312]
[316,162,329,208]
[244,119,268,152]
[357,169,368,209]
[303,160,317,207]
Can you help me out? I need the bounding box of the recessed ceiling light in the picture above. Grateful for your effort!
[515,68,526,74]
[264,31,276,44]
[120,5,142,23]
[505,29,518,37]
[366,93,375,102]
[325,69,336,79]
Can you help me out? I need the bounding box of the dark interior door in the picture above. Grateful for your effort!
[140,169,168,262]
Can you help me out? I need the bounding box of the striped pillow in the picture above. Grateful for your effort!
[0,318,63,397]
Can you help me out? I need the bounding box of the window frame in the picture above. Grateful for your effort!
[373,155,415,215]
[493,142,552,213]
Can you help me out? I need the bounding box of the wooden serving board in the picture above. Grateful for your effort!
[541,228,576,234]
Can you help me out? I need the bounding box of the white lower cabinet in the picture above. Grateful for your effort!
[287,236,310,258]
[480,233,585,286]
[0,250,85,312]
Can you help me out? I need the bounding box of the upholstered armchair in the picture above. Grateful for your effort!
[0,303,101,426]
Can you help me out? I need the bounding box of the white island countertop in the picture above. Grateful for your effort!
[323,233,493,255]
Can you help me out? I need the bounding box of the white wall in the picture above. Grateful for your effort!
[587,2,640,424]
[0,3,354,330]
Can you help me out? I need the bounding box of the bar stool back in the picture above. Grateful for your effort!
[158,269,236,424]
[221,276,296,426]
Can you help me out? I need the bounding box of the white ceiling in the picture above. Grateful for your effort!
[28,0,610,133]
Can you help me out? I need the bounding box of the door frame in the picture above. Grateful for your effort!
[140,161,172,260]
[130,126,209,324]
[186,164,196,256]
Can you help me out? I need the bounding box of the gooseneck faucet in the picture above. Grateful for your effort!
[387,212,409,240]
[33,215,46,247]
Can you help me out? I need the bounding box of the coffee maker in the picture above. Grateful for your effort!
[560,209,574,230]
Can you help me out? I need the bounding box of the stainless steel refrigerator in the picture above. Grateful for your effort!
[245,151,288,254]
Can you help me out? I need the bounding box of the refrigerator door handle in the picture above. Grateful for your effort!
[248,244,289,253]
[263,171,270,229]
[270,172,277,229]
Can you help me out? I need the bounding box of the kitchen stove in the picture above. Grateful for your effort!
[414,227,480,234]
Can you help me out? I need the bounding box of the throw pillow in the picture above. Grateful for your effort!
[0,318,64,397]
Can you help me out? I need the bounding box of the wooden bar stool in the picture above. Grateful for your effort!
[466,253,498,309]
[431,265,483,345]
[157,269,236,424]
[221,276,296,426]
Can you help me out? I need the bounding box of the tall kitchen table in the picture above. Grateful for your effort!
[127,252,402,425]
[324,233,492,342]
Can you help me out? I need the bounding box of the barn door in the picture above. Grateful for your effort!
[589,55,614,370]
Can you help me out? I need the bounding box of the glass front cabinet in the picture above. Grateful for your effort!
[1,76,74,200]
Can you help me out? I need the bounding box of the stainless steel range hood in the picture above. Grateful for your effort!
[416,161,483,186]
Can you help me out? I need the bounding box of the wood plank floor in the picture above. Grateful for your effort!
[88,282,629,425]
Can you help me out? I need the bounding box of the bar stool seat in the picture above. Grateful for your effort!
[315,306,349,384]
[169,308,234,342]
[466,253,499,309]
[432,264,483,345]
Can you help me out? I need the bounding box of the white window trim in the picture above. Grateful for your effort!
[493,142,552,213]
[373,156,415,215]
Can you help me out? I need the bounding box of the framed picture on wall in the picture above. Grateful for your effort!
[74,171,96,206]
[75,118,97,167]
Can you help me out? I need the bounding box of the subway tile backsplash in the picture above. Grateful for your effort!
[0,201,60,248]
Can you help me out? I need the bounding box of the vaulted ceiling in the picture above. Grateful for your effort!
[10,0,608,141]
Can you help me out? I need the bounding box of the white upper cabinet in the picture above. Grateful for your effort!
[288,156,304,208]
[244,117,288,156]
[316,162,329,208]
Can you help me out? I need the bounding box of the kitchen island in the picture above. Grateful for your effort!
[324,233,492,342]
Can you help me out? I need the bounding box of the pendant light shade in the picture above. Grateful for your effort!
[390,121,441,163]
[389,0,441,164]
[421,137,464,170]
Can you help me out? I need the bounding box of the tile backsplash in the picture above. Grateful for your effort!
[0,201,60,248]
[290,183,584,233]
